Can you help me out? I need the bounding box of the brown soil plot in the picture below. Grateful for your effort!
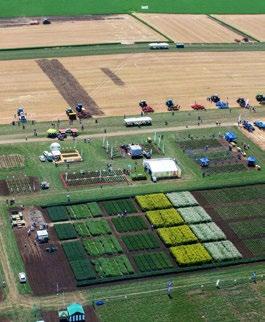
[0,15,165,49]
[37,59,103,116]
[136,14,240,43]
[214,15,265,41]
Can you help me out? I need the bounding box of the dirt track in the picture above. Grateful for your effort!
[0,14,165,49]
[136,14,240,43]
[1,51,265,123]
[214,15,265,41]
[240,125,265,150]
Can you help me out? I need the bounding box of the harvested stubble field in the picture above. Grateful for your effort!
[0,15,165,49]
[1,51,265,123]
[136,14,240,43]
[214,14,265,41]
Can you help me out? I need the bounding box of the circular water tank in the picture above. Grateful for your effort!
[50,142,61,151]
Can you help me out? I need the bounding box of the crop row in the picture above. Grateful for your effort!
[121,232,160,251]
[67,202,102,219]
[166,191,198,208]
[83,236,123,256]
[190,223,226,242]
[170,244,212,266]
[178,206,212,224]
[136,193,172,211]
[74,219,111,237]
[204,241,242,261]
[146,208,184,227]
[0,154,24,169]
[102,198,137,216]
[70,259,96,281]
[54,223,77,240]
[112,216,147,233]
[46,206,69,222]
[133,252,173,272]
[157,225,197,246]
[93,255,134,278]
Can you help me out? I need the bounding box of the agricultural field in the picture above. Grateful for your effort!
[0,154,24,169]
[0,175,40,195]
[1,52,265,123]
[240,124,265,151]
[214,14,265,41]
[136,14,240,43]
[0,15,165,49]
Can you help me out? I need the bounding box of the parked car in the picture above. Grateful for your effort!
[39,155,46,162]
[18,272,26,283]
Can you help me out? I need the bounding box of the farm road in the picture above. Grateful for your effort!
[0,121,236,145]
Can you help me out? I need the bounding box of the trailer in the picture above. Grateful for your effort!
[124,117,152,127]
[149,42,169,50]
[139,100,154,113]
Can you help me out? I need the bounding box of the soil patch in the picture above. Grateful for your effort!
[36,59,103,116]
[14,223,76,295]
[101,68,125,86]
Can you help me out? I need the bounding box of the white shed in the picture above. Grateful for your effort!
[36,230,49,243]
[143,158,181,180]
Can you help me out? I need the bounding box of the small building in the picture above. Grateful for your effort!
[67,303,85,322]
[143,158,181,181]
[128,145,143,158]
[36,230,49,243]
[224,131,237,143]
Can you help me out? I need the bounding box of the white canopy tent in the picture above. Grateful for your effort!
[143,158,181,180]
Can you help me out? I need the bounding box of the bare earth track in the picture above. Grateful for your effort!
[0,14,165,49]
[214,15,265,41]
[136,14,240,43]
[37,59,103,116]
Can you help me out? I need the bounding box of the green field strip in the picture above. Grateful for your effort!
[130,13,174,43]
[208,15,260,42]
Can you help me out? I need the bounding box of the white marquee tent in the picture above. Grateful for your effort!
[143,158,181,180]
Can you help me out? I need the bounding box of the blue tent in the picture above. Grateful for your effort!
[200,157,209,167]
[224,132,237,142]
[247,156,256,167]
[216,101,229,109]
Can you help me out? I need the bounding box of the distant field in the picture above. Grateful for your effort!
[0,15,164,49]
[136,14,240,43]
[214,14,265,41]
[1,0,265,17]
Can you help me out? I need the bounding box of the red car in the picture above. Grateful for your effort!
[191,103,206,110]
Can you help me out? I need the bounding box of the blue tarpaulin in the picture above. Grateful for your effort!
[247,156,256,166]
[199,157,209,167]
[224,132,237,142]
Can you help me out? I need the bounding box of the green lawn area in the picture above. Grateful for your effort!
[1,0,265,17]
[94,263,265,322]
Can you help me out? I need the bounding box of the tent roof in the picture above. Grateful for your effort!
[143,158,180,174]
[225,131,236,138]
[47,128,57,134]
[37,230,48,237]
[67,303,85,315]
[247,156,256,162]
[200,157,209,162]
[129,145,142,151]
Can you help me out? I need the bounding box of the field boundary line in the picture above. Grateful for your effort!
[130,13,174,43]
[208,15,260,42]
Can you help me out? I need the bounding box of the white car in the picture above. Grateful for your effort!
[39,155,46,162]
[18,272,27,283]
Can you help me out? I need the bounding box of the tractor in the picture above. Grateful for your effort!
[65,107,77,120]
[207,94,220,103]
[165,99,181,111]
[191,103,205,110]
[256,94,265,105]
[139,100,154,113]
[243,120,255,132]
[17,107,27,123]
[75,103,91,119]
[236,97,251,109]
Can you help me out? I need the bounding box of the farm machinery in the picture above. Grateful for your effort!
[139,100,154,113]
[165,99,181,111]
[17,107,27,123]
[207,95,229,109]
[256,94,265,105]
[254,120,265,129]
[75,103,91,119]
[191,103,205,110]
[236,97,251,109]
[242,120,255,132]
[66,107,77,120]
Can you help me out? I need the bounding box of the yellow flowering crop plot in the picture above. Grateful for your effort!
[157,225,197,246]
[136,193,172,211]
[146,208,184,227]
[170,244,212,265]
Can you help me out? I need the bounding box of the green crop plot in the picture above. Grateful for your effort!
[54,223,77,240]
[1,0,265,18]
